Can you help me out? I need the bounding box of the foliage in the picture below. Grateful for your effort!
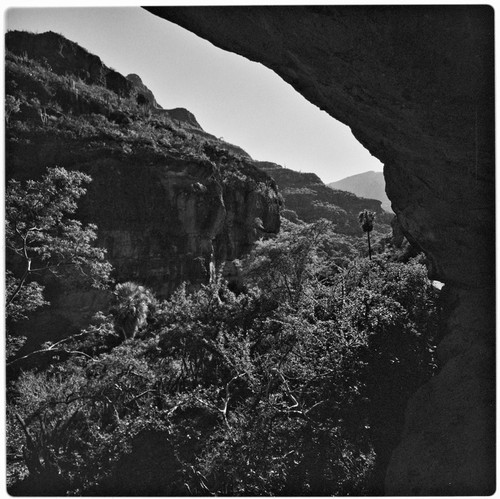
[5,94,21,124]
[111,282,156,339]
[5,49,252,167]
[6,167,112,316]
[8,341,166,493]
[5,37,441,496]
[5,270,48,324]
[245,219,358,306]
[358,209,375,233]
[5,166,112,364]
[8,241,440,494]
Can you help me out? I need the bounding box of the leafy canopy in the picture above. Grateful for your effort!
[6,166,112,319]
[8,253,439,495]
[358,210,376,233]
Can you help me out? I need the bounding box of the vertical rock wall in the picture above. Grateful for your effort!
[7,139,281,346]
[146,6,495,494]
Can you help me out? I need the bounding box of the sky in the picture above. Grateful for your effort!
[4,6,384,184]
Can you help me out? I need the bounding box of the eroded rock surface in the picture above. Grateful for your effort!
[146,6,495,494]
[386,286,495,495]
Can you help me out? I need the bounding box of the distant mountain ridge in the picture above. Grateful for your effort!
[256,162,392,236]
[328,171,392,211]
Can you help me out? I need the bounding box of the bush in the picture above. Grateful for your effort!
[8,242,439,495]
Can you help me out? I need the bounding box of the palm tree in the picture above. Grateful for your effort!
[112,282,155,339]
[358,210,376,260]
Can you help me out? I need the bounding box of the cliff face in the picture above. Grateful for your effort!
[146,6,495,495]
[5,31,281,336]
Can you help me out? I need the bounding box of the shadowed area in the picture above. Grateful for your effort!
[145,5,495,495]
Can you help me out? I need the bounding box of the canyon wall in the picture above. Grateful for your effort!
[146,6,495,494]
[6,31,281,342]
[8,139,281,342]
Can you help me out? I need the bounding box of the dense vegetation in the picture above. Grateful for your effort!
[6,167,112,359]
[6,169,440,495]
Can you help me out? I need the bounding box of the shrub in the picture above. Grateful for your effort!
[8,239,439,495]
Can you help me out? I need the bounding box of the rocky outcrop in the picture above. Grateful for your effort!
[146,6,495,494]
[6,128,280,302]
[164,107,202,129]
[386,286,495,495]
[6,30,133,97]
[148,5,494,289]
[126,73,161,108]
[126,72,203,129]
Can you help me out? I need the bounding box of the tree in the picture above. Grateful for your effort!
[6,166,112,321]
[358,210,376,259]
[111,282,156,339]
[7,254,439,495]
[244,219,356,307]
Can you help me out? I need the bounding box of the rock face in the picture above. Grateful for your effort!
[386,286,495,495]
[148,5,494,289]
[126,72,203,129]
[126,73,161,108]
[146,6,495,494]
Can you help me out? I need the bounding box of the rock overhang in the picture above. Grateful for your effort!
[145,5,495,290]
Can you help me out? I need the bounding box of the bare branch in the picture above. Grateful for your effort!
[7,347,93,367]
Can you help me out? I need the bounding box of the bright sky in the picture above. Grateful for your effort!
[4,6,383,183]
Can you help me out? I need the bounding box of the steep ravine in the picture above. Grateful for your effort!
[147,6,495,494]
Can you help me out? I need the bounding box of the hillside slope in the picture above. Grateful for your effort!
[329,171,391,211]
[6,30,280,289]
